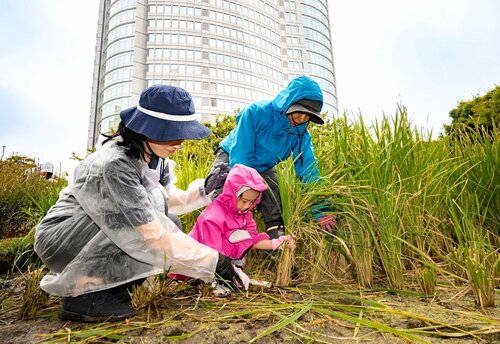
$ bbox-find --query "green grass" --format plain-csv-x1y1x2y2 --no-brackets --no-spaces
0,161,65,239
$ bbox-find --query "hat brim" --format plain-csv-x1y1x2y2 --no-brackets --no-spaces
120,106,211,141
304,112,324,125
286,104,324,125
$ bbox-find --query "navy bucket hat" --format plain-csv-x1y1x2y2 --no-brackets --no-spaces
120,85,211,141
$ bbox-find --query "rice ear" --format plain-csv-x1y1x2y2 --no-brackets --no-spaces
275,242,295,286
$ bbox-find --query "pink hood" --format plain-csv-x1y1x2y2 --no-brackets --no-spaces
189,164,269,259
218,164,268,213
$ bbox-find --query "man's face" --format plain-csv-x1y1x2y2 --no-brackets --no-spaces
287,112,310,126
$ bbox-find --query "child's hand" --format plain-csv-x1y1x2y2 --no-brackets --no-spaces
271,235,295,250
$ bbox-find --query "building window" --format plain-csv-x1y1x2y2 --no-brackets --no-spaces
109,0,135,16
105,52,133,72
108,23,134,43
285,12,297,21
109,9,135,28
106,37,134,57
104,66,132,87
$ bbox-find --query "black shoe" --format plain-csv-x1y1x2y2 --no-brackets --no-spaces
59,289,136,322
110,285,132,304
110,279,145,304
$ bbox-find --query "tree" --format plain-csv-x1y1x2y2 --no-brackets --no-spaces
445,85,500,135
1,155,36,169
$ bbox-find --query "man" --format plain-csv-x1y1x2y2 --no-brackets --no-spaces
204,76,335,239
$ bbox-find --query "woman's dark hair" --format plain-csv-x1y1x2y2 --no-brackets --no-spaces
102,121,148,161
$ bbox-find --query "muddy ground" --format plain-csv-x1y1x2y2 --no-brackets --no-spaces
1,274,499,344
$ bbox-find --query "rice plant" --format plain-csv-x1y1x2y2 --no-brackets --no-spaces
305,107,498,305
2,108,499,343
17,267,50,320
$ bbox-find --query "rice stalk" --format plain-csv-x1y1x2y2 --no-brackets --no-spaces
274,159,314,285
313,306,431,343
17,267,49,320
275,241,295,286
448,197,498,307
132,274,186,315
248,301,313,343
37,321,157,343
463,247,498,307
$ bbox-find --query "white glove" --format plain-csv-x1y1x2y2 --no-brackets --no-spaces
271,235,295,250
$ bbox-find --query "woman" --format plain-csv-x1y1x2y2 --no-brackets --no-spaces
34,85,242,322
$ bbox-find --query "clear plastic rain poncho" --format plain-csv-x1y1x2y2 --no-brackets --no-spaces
34,138,218,297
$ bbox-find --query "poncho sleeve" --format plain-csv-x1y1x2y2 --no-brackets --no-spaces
70,156,219,283
37,143,219,297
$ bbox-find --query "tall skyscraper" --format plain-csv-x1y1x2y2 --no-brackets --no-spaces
88,0,337,149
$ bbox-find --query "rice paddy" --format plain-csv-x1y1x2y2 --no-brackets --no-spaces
0,109,498,342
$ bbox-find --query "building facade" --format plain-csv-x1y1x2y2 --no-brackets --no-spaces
88,0,337,149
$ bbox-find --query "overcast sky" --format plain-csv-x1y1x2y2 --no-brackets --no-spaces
330,0,500,133
0,0,499,174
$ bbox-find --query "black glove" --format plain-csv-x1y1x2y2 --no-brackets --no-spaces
266,225,286,239
215,253,243,288
204,162,230,195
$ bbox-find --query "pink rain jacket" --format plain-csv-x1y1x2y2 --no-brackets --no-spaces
189,164,270,259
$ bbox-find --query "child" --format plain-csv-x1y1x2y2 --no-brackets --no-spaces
190,164,294,268
169,164,294,295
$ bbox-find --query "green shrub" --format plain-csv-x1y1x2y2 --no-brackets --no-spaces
0,156,65,239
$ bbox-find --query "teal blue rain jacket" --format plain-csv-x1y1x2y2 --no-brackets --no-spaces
219,76,323,183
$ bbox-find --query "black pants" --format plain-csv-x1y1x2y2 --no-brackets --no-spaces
167,213,182,230
206,149,284,228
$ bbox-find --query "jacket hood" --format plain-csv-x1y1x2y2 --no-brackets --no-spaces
218,164,267,213
218,75,323,181
271,76,323,114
